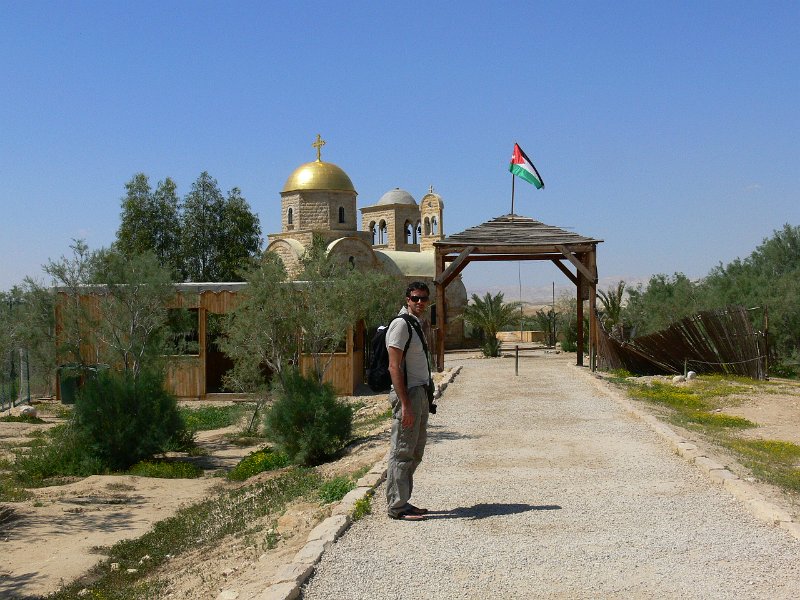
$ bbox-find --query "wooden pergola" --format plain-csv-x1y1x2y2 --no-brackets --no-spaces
433,214,603,371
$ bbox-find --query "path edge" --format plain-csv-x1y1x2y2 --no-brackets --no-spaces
574,365,800,542
252,365,463,600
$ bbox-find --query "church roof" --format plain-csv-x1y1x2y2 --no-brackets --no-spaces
282,160,356,194
374,250,435,278
377,188,417,206
436,214,602,250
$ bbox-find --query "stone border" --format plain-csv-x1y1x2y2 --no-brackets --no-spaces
581,368,800,541
250,366,464,600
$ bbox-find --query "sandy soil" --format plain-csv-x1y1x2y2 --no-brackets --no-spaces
1,361,798,599
0,389,395,600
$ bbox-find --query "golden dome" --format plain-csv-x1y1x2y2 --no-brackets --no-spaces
282,160,356,194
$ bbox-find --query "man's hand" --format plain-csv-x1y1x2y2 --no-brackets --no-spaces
401,405,415,429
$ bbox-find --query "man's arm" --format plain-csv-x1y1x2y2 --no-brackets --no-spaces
388,345,414,429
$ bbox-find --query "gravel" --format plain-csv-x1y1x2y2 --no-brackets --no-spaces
302,352,800,599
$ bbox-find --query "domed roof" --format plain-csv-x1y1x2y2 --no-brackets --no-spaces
282,160,356,194
377,188,417,206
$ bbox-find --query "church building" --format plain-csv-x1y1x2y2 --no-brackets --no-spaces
265,136,466,347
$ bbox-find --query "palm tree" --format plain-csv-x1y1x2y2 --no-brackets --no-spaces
597,281,626,337
463,292,522,357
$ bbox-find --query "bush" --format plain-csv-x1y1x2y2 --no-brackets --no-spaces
74,369,186,471
180,404,248,433
227,447,289,481
481,338,501,358
128,460,203,479
13,423,104,484
318,475,355,504
265,369,353,466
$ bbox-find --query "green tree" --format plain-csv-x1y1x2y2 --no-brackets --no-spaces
462,292,522,357
5,281,57,397
89,249,176,377
43,239,96,368
181,171,226,282
623,273,701,337
702,223,800,368
597,280,626,337
218,187,262,281
116,174,182,279
151,177,182,278
219,253,300,397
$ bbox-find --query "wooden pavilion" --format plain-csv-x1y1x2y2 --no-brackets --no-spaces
432,214,603,370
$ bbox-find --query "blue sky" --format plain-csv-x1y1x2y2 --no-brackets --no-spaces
2,1,798,302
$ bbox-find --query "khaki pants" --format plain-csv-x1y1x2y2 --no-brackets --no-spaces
386,385,429,517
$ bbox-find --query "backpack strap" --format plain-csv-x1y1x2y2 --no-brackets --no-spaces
397,314,431,384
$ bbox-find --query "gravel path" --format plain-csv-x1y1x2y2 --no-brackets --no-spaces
302,352,800,599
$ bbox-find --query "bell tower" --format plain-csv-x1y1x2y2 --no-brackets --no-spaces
420,186,444,251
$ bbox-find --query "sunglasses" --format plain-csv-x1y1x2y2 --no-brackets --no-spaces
408,296,430,303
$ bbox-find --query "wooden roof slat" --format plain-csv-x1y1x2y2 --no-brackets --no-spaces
434,214,602,250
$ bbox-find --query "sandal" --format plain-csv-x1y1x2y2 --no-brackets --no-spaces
390,509,425,521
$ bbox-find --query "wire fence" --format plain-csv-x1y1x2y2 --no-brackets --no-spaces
1,349,31,412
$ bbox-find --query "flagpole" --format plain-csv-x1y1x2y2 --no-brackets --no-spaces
511,173,516,216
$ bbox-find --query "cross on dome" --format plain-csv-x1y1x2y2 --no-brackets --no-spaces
312,134,326,162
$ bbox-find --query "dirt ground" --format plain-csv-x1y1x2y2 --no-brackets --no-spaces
0,385,397,600
1,361,799,599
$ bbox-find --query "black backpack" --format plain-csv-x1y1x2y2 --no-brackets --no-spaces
367,316,412,393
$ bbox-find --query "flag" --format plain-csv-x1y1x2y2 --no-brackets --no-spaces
509,143,544,189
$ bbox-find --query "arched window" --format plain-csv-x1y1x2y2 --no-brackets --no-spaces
369,221,377,245
287,207,293,225
424,217,431,235
415,221,421,243
405,220,413,244
432,216,439,235
338,206,345,223
379,220,387,245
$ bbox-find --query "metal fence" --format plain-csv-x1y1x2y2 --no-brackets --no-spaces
597,305,766,379
1,349,30,411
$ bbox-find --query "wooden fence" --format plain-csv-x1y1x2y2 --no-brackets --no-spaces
597,305,766,379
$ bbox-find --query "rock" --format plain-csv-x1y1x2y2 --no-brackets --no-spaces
686,370,697,380
19,405,37,417
110,563,119,571
217,591,240,600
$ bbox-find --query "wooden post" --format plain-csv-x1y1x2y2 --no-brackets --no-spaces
435,250,447,371
576,274,584,367
587,250,598,371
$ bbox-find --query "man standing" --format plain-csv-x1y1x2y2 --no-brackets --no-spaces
386,281,432,521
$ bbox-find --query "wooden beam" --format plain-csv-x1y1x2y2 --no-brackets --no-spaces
444,253,566,262
436,243,597,255
551,259,578,285
434,245,475,287
556,245,597,283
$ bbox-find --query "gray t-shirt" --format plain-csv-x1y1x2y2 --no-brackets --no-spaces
385,311,430,389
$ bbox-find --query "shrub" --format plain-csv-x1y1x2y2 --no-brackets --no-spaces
481,338,501,358
13,423,104,484
265,369,353,466
128,460,203,479
318,475,355,504
227,447,289,481
180,404,248,433
352,494,372,521
0,414,45,424
74,369,186,471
